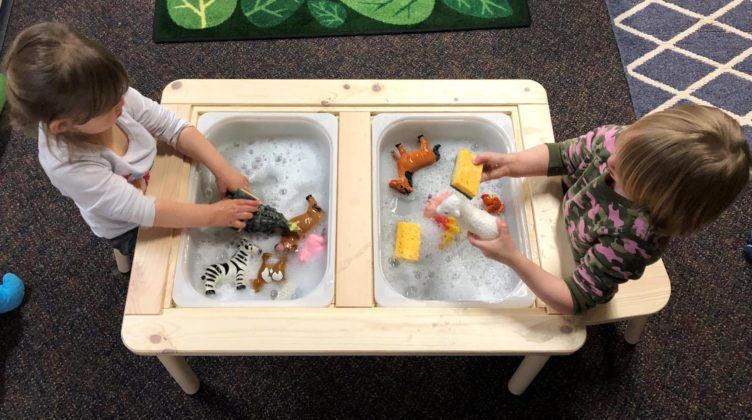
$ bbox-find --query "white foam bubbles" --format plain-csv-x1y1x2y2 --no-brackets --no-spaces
185,134,331,302
378,140,521,302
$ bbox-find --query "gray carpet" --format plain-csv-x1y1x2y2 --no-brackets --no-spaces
0,0,750,418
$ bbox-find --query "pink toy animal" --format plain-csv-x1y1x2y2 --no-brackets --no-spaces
298,234,326,263
423,191,453,219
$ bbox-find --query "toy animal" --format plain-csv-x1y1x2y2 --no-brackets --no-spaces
244,205,290,234
0,273,24,314
253,253,288,292
299,233,326,263
481,193,505,214
229,189,289,234
388,135,441,195
436,193,499,240
423,191,453,219
434,215,461,249
745,229,752,264
201,239,262,295
276,195,325,253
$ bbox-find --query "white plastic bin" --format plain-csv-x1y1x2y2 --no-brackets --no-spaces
172,112,337,307
372,113,536,308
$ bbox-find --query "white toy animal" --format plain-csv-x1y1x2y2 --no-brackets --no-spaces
201,238,263,295
436,193,500,240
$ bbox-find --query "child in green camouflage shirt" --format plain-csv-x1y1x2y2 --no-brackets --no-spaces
468,105,750,314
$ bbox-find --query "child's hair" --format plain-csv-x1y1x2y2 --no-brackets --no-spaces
619,105,750,236
2,22,128,143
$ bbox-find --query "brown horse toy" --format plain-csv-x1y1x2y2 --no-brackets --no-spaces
275,195,325,253
388,135,441,195
252,253,288,292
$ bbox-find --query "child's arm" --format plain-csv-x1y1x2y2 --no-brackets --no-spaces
468,218,574,314
124,87,190,147
469,218,652,314
473,144,550,180
48,162,258,231
511,257,574,314
123,88,248,194
154,198,258,230
174,126,249,195
473,126,621,182
546,126,620,178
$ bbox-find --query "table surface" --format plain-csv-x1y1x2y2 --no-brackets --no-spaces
120,79,670,356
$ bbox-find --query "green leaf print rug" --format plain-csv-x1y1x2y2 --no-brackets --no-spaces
154,0,530,42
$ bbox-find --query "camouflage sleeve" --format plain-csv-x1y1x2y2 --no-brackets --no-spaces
546,126,610,177
564,235,653,314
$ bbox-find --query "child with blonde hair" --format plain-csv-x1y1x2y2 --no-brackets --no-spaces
469,105,750,314
3,23,258,269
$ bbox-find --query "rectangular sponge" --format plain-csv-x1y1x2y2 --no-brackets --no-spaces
451,148,483,198
394,222,421,261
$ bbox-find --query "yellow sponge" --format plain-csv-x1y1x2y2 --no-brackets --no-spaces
394,222,421,261
451,148,483,198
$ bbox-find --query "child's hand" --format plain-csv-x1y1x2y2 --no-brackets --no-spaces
209,199,259,229
467,218,523,266
215,166,250,196
474,153,515,182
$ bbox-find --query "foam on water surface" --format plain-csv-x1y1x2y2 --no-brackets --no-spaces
185,135,331,302
377,135,527,303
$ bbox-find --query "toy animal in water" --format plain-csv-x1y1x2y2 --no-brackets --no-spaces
0,273,24,314
275,195,325,253
423,191,453,219
229,189,289,234
244,205,290,234
202,239,262,295
253,253,288,292
299,233,326,263
388,135,441,195
434,215,461,249
436,192,499,240
481,193,505,214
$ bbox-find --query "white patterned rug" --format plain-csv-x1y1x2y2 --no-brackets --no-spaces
606,0,751,141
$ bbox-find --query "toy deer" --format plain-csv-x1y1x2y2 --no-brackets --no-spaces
275,195,325,253
436,192,499,240
253,253,288,293
388,135,441,195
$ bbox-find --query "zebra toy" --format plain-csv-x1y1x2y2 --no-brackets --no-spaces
202,239,262,295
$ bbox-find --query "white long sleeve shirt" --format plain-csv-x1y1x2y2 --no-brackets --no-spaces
38,87,190,239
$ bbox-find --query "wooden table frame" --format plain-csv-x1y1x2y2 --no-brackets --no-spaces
120,80,669,395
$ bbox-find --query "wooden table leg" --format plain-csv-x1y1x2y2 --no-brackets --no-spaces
508,354,550,395
157,355,200,395
113,249,132,274
624,315,650,345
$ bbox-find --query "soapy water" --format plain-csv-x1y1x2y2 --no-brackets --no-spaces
378,139,525,302
184,136,331,302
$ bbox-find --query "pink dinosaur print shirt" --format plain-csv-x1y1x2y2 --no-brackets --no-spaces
546,125,668,313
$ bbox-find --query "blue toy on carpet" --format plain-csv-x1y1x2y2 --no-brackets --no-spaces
0,273,24,313
745,229,752,264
